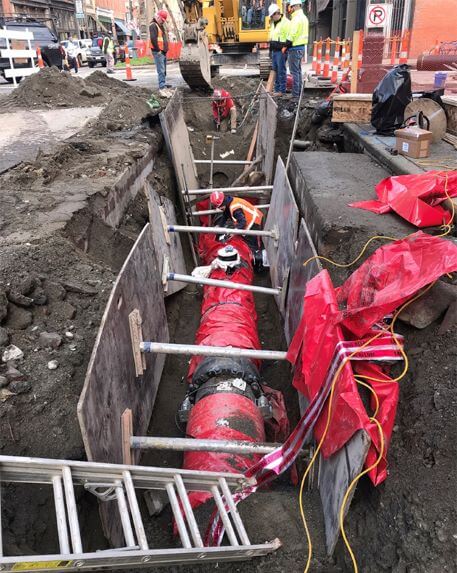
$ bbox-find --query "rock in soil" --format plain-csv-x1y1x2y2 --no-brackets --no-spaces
47,360,59,370
9,380,32,394
5,366,25,382
0,376,9,388
5,304,33,330
2,345,24,362
38,332,62,349
0,326,9,347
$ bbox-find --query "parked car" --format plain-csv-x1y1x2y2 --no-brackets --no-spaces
86,38,123,68
0,17,58,83
60,39,91,66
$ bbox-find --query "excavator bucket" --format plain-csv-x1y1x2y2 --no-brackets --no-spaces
179,23,212,90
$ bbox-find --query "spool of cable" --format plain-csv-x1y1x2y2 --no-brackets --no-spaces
404,99,447,143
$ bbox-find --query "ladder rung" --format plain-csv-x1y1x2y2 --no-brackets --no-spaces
122,471,149,550
52,476,70,554
114,482,136,548
62,466,83,554
211,485,239,547
165,483,192,549
173,474,204,548
219,478,250,546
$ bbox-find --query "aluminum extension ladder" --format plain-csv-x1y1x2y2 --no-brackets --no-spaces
0,455,280,572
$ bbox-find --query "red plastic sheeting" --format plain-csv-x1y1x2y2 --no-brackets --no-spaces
184,388,266,508
350,171,457,227
336,231,457,337
287,233,457,484
187,233,259,380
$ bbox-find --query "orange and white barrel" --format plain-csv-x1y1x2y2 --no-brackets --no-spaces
331,37,340,83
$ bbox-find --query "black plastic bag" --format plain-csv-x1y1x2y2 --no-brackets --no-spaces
371,64,412,135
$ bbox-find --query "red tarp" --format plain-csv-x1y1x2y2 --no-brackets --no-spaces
288,232,457,485
336,231,457,337
350,171,457,227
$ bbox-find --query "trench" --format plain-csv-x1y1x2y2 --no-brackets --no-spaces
1,71,454,573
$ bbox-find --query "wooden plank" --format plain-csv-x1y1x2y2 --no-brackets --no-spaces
77,223,168,545
159,91,199,195
257,86,278,184
332,93,373,101
264,157,300,316
319,430,371,555
350,31,361,94
284,219,322,344
442,97,457,136
331,99,372,123
121,408,133,466
146,183,187,296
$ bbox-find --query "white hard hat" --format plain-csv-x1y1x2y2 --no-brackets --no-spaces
268,3,280,17
289,0,302,6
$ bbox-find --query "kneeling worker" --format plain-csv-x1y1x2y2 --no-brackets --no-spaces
212,89,237,134
210,191,263,253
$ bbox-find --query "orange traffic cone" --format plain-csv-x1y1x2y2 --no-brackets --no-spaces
36,47,45,69
124,45,136,82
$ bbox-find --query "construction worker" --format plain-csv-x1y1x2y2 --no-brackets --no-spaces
212,89,237,134
102,33,115,74
268,3,289,96
283,0,309,99
210,190,263,254
150,10,172,98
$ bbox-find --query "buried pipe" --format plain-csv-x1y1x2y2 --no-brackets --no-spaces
191,204,270,217
140,342,287,361
183,186,273,195
131,436,310,457
293,139,312,150
168,224,278,239
167,272,280,295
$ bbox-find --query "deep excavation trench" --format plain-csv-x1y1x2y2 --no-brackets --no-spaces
0,71,455,573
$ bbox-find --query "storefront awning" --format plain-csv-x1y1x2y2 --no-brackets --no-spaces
97,15,112,25
115,19,130,36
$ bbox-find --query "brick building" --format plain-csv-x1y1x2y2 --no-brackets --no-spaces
311,0,457,59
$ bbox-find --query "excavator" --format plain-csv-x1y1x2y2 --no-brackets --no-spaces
179,0,284,89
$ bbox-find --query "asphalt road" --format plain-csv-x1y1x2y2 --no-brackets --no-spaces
0,62,260,96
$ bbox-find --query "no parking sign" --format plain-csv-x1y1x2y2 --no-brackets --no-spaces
366,3,392,29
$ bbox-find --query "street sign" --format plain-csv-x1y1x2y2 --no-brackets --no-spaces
75,0,84,19
366,3,392,29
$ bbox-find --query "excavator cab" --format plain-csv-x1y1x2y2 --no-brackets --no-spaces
179,0,284,89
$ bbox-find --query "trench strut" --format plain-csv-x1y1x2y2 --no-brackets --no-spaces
168,224,278,239
167,273,280,295
191,204,270,216
130,436,310,457
140,342,287,360
184,186,273,195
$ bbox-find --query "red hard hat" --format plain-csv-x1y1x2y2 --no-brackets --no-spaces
210,191,225,208
157,9,169,21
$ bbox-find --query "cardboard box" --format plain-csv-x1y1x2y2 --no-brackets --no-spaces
394,126,433,158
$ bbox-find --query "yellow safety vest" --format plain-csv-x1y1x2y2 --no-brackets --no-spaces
269,16,290,43
288,9,309,47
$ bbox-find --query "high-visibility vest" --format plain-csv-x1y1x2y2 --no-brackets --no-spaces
229,198,263,230
269,16,290,43
288,9,309,47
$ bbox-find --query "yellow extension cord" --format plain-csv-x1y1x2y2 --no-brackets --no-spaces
299,172,453,573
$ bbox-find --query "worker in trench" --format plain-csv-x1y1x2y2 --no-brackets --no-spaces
268,3,290,96
212,89,237,134
149,10,173,98
210,190,264,267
